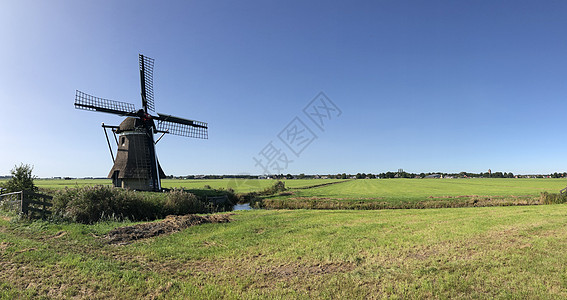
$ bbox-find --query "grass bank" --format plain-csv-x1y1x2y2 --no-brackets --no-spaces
2,205,567,298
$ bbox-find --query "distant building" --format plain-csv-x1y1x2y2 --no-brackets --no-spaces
425,174,441,179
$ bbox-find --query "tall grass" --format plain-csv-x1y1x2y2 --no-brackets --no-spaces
52,186,161,223
52,185,232,224
539,191,567,204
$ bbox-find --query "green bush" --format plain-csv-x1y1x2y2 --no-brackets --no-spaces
51,186,228,224
52,185,161,224
229,181,286,207
1,164,38,193
259,181,286,195
539,192,567,205
163,189,208,215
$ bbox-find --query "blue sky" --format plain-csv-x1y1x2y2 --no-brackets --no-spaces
1,0,567,177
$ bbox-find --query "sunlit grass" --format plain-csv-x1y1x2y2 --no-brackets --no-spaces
21,178,340,193
291,178,567,200
2,205,567,298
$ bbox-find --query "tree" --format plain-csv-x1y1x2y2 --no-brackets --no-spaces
1,164,38,193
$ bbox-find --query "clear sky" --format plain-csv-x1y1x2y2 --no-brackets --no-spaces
1,0,567,177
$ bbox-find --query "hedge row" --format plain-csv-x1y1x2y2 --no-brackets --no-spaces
51,185,231,224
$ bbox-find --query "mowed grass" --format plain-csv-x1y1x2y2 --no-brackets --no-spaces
2,205,567,298
22,178,339,193
161,178,340,193
28,177,567,196
9,178,567,209
32,178,112,189
290,178,567,199
262,178,567,209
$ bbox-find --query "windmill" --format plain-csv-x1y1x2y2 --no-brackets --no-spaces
74,54,208,191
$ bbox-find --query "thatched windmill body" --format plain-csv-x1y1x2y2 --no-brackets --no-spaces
74,54,208,191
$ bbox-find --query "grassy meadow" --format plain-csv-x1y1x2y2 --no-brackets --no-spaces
25,177,567,196
2,178,567,297
30,178,112,189
291,178,567,198
7,177,567,209
27,178,339,193
261,178,567,209
2,205,567,298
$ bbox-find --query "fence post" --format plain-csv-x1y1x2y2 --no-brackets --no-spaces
20,191,26,215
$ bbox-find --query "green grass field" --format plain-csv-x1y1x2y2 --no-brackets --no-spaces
2,205,567,298
161,178,342,192
30,179,112,189
7,178,567,209
2,178,567,297
285,178,567,199
26,178,338,193
24,177,567,196
260,178,567,209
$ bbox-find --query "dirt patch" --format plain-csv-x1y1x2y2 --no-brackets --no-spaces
104,214,233,245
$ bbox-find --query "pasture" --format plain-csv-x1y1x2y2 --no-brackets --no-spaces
262,178,567,209
2,178,567,298
289,178,567,199
2,205,567,298
27,178,339,193
27,177,567,196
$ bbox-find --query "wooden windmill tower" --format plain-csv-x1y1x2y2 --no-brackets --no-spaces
74,54,208,191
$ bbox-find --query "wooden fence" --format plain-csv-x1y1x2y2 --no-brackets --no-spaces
0,190,53,218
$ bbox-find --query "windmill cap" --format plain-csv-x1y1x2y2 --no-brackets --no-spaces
116,117,145,133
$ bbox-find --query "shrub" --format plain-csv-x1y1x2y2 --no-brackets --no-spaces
260,181,286,195
163,189,208,215
51,186,224,223
539,192,567,205
52,185,162,224
225,187,239,205
1,164,38,193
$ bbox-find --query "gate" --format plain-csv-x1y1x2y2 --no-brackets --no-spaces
0,191,53,218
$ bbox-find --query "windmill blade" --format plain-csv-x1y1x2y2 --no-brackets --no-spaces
74,90,137,116
155,113,208,139
139,54,155,113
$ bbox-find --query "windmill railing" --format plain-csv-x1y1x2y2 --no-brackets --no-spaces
0,191,53,218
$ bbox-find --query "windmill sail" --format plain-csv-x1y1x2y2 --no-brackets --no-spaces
75,90,136,116
139,54,155,113
155,113,208,139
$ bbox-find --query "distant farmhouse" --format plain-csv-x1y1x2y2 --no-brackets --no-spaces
424,174,441,179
